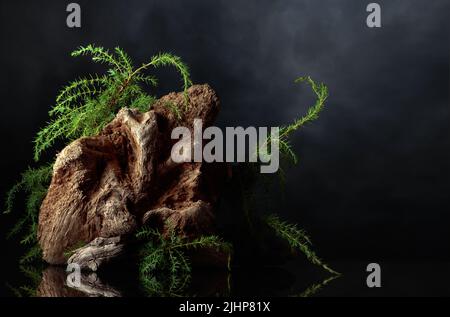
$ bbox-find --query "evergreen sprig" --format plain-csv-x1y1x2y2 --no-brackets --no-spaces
4,164,52,263
136,226,230,296
259,78,336,275
34,44,192,161
265,214,339,275
258,76,328,167
279,76,328,139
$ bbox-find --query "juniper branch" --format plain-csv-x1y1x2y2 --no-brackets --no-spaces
266,214,339,275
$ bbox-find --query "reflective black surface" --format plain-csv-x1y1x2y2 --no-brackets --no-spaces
3,259,449,297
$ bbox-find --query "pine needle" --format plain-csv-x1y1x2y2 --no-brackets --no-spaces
265,214,339,275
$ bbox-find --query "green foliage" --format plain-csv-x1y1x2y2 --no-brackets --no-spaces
20,244,43,264
242,76,338,275
34,44,192,161
149,52,192,107
279,76,328,140
136,226,231,296
163,101,182,120
6,265,44,297
5,45,192,266
4,42,336,294
4,164,52,263
265,214,339,275
5,164,52,216
258,76,328,168
252,75,329,206
140,270,191,297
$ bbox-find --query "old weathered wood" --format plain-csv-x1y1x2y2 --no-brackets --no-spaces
67,236,125,271
38,84,228,268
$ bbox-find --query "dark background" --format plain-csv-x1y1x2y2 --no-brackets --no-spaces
0,0,449,296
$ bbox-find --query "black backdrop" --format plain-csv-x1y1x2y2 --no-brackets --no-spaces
0,0,449,295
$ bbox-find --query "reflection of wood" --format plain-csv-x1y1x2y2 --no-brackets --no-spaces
38,85,228,269
67,236,124,271
37,267,85,297
37,266,121,297
71,273,122,297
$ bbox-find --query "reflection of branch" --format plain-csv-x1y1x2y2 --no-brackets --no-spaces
69,273,122,297
292,274,341,298
6,265,44,297
36,266,121,297
141,270,231,297
141,274,190,297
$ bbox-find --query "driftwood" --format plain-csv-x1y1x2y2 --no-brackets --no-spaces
67,236,125,271
37,84,229,268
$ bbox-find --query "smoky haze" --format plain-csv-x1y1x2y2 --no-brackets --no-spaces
0,0,448,261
